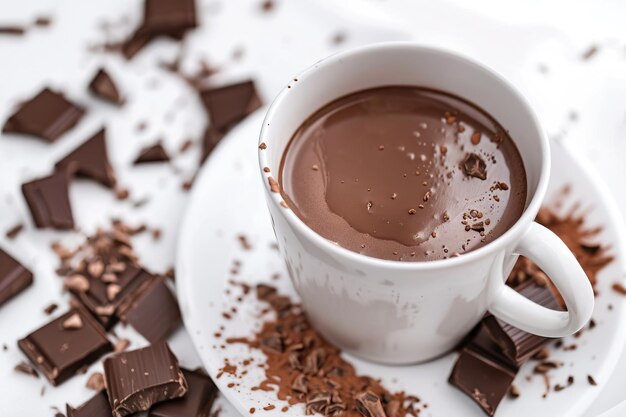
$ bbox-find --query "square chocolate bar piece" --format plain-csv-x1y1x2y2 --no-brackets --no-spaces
18,308,112,386
66,391,113,417
0,248,33,307
149,368,218,417
139,0,197,36
103,341,188,417
3,88,85,142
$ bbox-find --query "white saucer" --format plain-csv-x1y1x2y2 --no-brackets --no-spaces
176,111,626,417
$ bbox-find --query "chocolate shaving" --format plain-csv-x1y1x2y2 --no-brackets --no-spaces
15,361,39,378
355,391,386,417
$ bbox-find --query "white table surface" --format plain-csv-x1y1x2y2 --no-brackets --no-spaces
0,0,624,415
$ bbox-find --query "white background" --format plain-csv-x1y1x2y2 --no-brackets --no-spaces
0,0,625,415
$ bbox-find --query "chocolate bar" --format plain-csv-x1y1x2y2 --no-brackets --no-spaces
103,341,188,417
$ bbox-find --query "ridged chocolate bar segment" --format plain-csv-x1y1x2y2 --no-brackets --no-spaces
0,248,33,307
18,308,112,386
66,391,113,417
103,341,188,417
482,280,561,365
148,368,218,417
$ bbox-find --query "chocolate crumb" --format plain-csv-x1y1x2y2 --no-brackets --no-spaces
86,372,105,391
268,177,280,193
5,223,24,239
612,282,626,295
259,142,267,150
582,45,599,61
43,303,58,315
587,375,597,386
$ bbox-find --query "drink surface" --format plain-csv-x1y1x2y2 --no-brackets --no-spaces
279,86,527,262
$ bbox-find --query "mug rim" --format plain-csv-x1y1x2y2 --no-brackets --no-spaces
258,41,551,271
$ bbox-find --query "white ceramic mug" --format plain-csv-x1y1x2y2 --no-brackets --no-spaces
258,42,594,364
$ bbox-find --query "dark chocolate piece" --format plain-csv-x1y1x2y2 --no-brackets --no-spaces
462,152,487,180
55,128,117,188
133,143,170,164
22,171,74,230
0,248,33,307
118,276,181,343
89,69,124,105
103,341,188,417
200,125,225,163
138,0,197,37
18,308,112,386
67,391,113,417
449,347,516,416
149,368,218,417
483,281,560,365
3,88,85,142
200,80,262,133
70,265,154,329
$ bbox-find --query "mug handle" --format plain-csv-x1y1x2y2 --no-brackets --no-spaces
488,221,595,338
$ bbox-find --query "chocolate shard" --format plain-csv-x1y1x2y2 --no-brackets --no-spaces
103,341,188,417
55,128,117,188
2,88,85,142
133,143,170,165
118,275,181,343
199,80,262,133
70,265,154,330
67,391,113,417
462,152,487,180
89,69,124,105
148,368,218,417
138,0,197,37
22,171,74,230
200,125,225,163
18,308,112,386
482,280,561,365
449,347,516,417
0,248,34,307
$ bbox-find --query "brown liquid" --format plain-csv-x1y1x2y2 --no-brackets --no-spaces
279,87,527,261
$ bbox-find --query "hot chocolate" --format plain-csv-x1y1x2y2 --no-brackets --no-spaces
279,86,527,261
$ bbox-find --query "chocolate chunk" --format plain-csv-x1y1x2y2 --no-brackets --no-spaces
133,143,170,164
55,128,117,188
462,152,487,180
89,69,124,105
200,125,225,163
200,80,262,133
67,391,113,417
148,368,218,417
482,280,560,365
449,347,516,416
21,171,74,230
103,341,188,417
0,248,33,307
70,265,154,329
18,308,112,386
138,0,197,37
118,275,181,343
3,88,85,142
